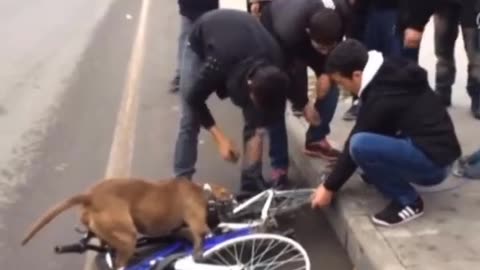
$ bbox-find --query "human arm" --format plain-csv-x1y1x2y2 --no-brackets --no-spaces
312,94,399,208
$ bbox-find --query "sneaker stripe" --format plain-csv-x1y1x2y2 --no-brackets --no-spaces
405,206,416,216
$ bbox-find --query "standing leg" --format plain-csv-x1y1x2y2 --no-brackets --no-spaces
170,16,193,93
173,44,203,179
304,83,340,160
240,102,268,193
461,27,480,119
349,132,449,226
433,7,460,106
267,112,289,188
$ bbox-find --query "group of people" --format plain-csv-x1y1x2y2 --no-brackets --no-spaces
170,0,477,227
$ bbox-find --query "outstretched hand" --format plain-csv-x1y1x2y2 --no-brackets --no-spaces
311,184,334,209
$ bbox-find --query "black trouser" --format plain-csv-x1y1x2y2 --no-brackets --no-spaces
434,6,480,99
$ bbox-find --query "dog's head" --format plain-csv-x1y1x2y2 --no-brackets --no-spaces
202,183,235,202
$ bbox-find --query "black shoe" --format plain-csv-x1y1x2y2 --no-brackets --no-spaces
342,102,359,121
471,95,480,119
268,168,289,190
371,198,424,227
291,105,303,117
435,89,452,107
240,172,269,194
169,76,180,93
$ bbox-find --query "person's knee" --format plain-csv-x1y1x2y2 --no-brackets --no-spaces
349,132,376,163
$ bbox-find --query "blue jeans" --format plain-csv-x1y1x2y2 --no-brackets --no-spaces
175,16,193,78
267,76,340,170
363,7,419,62
305,84,340,144
174,43,203,178
350,132,449,206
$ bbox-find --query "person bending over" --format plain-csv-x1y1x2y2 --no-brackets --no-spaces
173,9,290,193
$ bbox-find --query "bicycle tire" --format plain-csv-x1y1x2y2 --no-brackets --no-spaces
232,189,313,219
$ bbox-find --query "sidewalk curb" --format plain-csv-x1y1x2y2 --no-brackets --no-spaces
285,111,407,270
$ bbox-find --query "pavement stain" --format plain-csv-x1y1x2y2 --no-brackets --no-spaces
0,105,7,116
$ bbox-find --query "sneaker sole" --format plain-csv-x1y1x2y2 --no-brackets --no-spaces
303,149,339,161
371,211,424,227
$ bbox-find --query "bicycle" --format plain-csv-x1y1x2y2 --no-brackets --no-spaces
54,188,315,270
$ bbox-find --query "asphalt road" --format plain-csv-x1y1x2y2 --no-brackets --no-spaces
0,0,352,269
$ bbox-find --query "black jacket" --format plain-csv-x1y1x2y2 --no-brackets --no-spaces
324,55,462,192
260,0,352,109
400,0,474,31
178,0,218,21
186,9,285,129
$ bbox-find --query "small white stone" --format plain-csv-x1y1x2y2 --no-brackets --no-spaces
126,14,133,20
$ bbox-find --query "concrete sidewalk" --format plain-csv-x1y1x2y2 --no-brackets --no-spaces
286,94,480,270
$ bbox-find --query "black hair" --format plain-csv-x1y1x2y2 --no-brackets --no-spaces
325,38,369,78
249,65,289,120
308,9,343,45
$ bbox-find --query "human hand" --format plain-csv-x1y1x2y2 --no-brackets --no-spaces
303,102,321,126
404,28,423,48
311,184,334,208
218,138,240,163
250,2,261,18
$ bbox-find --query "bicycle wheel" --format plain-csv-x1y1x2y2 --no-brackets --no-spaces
232,189,314,220
269,189,314,216
201,233,310,270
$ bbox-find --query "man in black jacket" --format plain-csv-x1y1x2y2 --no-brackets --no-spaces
257,0,352,170
173,9,290,193
169,0,219,93
311,39,462,226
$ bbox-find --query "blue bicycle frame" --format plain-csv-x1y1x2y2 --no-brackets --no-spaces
126,228,254,270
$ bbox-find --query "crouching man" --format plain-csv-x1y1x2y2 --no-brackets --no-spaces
173,9,290,193
311,39,462,227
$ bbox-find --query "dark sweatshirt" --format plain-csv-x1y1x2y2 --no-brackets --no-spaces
324,53,462,191
178,0,219,21
186,9,285,130
259,0,352,109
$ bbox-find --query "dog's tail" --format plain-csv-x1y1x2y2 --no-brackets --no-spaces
21,194,89,245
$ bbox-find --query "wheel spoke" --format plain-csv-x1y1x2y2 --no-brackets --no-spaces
249,237,284,265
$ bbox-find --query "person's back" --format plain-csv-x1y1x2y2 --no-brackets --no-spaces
262,0,350,51
190,9,283,66
189,9,285,106
178,0,219,21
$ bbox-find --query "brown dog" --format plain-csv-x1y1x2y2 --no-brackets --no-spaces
21,177,234,269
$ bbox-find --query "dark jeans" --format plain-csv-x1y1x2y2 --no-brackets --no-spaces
350,132,449,206
267,61,339,165
434,7,480,98
174,16,193,78
348,7,419,106
363,7,419,62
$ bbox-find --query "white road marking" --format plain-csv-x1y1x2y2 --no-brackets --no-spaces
83,0,151,268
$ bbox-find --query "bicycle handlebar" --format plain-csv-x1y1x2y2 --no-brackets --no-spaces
54,243,86,254
54,242,108,254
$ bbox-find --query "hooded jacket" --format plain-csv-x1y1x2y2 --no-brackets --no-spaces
324,52,462,191
185,9,285,130
178,0,219,21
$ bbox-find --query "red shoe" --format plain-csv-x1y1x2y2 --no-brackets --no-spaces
303,139,341,161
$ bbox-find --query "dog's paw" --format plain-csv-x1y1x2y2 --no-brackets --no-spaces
193,251,205,263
